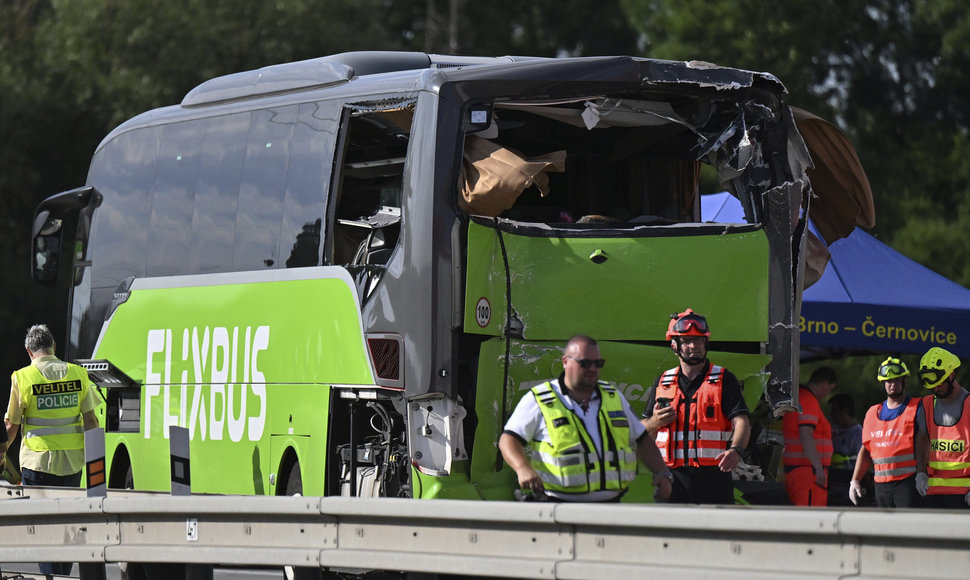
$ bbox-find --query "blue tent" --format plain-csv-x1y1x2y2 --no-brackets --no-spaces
702,192,970,358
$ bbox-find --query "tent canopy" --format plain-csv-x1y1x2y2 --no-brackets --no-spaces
702,192,970,359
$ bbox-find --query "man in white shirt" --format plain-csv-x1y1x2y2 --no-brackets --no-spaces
499,334,672,502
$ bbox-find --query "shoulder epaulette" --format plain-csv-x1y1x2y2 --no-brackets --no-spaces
660,368,679,386
707,365,724,385
532,382,558,406
598,381,617,398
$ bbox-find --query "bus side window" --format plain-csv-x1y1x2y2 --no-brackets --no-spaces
282,101,338,269
331,108,411,267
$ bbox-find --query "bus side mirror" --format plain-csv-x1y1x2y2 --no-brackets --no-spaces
31,186,99,287
32,210,63,285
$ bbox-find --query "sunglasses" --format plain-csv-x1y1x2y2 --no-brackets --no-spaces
672,315,709,334
879,363,904,377
566,356,606,369
918,368,946,388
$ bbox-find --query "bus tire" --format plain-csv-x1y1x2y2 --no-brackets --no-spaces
279,454,302,496
109,446,134,489
285,460,302,495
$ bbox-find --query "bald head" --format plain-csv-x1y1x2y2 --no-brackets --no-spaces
562,335,602,393
565,334,597,357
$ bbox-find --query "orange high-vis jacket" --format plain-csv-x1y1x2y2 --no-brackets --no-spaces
862,398,919,483
923,394,970,495
655,364,733,468
783,388,833,469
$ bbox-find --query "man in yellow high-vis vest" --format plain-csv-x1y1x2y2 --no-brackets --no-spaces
499,334,672,502
4,324,100,577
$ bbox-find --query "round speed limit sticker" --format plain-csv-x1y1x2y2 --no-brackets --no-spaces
475,297,491,328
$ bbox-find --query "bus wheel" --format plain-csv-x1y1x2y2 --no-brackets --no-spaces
285,460,303,495
278,455,302,496
281,459,314,580
109,447,134,489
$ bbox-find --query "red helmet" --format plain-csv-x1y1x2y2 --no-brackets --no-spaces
666,308,710,340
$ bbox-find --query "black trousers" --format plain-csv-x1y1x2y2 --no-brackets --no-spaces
874,475,923,508
658,466,735,505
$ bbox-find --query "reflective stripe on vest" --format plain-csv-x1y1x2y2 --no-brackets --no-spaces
529,381,637,493
923,394,970,494
14,363,88,452
862,399,919,483
655,364,733,468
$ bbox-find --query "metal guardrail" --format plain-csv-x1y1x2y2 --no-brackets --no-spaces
2,490,970,579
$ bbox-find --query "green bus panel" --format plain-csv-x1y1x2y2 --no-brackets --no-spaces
94,272,374,494
464,221,770,342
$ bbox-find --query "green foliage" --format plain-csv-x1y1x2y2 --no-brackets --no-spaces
458,0,639,56
622,0,970,280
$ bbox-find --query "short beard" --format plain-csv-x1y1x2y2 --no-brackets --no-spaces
677,347,705,366
935,378,955,399
887,390,904,400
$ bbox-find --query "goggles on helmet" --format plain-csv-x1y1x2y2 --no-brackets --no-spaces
918,368,947,389
876,357,909,381
666,308,710,340
672,315,709,335
919,347,961,389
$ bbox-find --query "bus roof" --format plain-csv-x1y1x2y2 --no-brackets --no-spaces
179,51,787,108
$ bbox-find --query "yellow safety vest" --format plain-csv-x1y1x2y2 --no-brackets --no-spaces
529,381,638,494
13,363,90,452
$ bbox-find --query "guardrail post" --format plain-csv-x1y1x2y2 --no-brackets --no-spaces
168,426,211,579
85,427,107,498
80,428,107,580
169,426,191,496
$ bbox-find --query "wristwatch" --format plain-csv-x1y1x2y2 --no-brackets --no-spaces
655,470,674,482
728,445,746,458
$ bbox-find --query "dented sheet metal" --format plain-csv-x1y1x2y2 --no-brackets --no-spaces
434,55,868,417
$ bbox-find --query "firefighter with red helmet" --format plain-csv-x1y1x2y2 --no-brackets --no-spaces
640,309,751,504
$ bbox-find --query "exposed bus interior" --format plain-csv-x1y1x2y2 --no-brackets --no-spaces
460,97,763,228
330,106,411,303
327,388,410,498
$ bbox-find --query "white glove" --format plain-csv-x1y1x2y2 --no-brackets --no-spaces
916,472,929,496
848,480,863,505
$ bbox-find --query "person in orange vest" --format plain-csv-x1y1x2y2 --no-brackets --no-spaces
849,357,922,508
640,309,750,504
914,347,970,508
783,367,837,506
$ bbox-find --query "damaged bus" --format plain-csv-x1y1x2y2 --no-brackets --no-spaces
31,52,850,499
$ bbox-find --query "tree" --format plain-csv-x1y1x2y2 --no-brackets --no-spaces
622,0,970,270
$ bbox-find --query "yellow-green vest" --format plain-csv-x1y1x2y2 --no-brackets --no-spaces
13,364,89,451
529,381,638,494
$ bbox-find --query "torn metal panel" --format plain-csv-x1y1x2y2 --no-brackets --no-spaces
792,108,875,245
762,181,807,416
